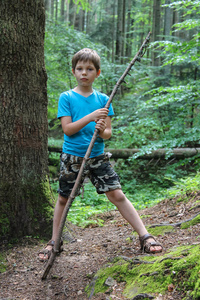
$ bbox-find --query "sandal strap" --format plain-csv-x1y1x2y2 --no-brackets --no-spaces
139,233,154,244
139,233,162,253
47,240,55,246
47,238,63,252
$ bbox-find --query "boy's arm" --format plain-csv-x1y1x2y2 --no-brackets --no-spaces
96,116,112,140
61,108,109,136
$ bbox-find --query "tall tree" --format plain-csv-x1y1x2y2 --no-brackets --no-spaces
163,0,172,78
152,0,161,66
116,0,123,61
125,0,135,59
60,0,65,21
45,0,51,16
0,0,53,240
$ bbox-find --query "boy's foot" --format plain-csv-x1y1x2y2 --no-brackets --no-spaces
139,233,163,254
38,240,55,262
38,239,63,262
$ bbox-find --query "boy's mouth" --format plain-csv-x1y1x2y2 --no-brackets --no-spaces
81,78,88,81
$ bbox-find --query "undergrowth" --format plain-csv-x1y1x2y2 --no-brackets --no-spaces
48,140,200,227
50,171,200,227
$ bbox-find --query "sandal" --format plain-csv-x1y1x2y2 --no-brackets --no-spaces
139,233,163,254
38,238,63,261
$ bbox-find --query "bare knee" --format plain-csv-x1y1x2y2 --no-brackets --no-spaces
58,194,68,206
106,189,126,204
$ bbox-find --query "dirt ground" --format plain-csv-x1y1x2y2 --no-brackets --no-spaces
0,192,200,300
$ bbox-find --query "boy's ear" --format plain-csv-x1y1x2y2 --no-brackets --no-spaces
96,69,101,77
72,68,75,75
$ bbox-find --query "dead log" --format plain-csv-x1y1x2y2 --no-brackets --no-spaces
148,213,200,228
48,146,200,159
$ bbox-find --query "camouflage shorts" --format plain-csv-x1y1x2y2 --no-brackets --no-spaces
58,152,121,198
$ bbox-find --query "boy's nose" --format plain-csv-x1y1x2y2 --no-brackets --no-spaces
82,69,87,74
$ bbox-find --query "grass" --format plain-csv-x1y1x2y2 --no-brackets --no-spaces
0,253,7,273
51,181,115,227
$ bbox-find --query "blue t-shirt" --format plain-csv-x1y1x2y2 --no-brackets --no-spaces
57,89,114,158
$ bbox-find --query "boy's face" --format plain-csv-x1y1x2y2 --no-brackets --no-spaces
72,60,100,88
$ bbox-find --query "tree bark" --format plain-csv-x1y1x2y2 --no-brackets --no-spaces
0,0,52,240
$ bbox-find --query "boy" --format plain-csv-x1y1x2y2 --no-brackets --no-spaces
39,48,162,261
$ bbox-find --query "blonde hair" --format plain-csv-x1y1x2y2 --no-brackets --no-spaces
72,48,100,71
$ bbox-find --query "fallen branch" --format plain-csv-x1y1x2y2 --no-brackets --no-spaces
148,213,200,228
41,32,151,280
48,146,200,160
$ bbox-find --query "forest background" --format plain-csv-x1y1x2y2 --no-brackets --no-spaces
45,0,200,227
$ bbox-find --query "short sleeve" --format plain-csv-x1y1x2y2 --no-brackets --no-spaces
102,93,114,117
57,92,71,119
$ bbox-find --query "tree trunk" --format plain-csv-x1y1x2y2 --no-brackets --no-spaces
60,0,65,21
78,8,85,31
116,0,123,61
121,0,126,63
51,0,54,20
45,0,51,18
48,147,200,160
125,0,135,59
152,0,161,66
163,0,172,79
112,3,116,62
86,0,92,34
0,0,53,241
55,0,58,21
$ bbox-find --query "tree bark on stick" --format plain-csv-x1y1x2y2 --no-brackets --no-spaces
41,32,151,280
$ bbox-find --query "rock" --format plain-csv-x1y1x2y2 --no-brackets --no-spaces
77,290,82,295
105,276,117,287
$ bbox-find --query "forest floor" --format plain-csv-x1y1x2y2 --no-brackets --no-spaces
0,192,200,300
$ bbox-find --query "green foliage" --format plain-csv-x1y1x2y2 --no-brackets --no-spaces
45,22,125,120
50,182,115,227
46,0,200,225
163,172,200,200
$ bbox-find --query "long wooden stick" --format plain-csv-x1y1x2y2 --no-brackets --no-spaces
41,32,151,280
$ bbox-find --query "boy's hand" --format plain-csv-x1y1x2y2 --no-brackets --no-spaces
95,119,107,133
90,108,109,122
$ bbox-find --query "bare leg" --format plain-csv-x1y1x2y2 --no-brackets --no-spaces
38,194,67,260
52,195,68,240
106,189,162,252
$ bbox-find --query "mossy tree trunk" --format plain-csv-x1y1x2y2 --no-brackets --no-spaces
0,0,53,241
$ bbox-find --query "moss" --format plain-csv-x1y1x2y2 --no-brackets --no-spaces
86,259,130,295
0,253,7,273
140,215,152,219
147,225,174,236
86,245,200,299
0,176,54,240
49,165,59,177
132,225,174,238
181,214,200,229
